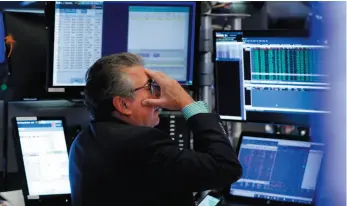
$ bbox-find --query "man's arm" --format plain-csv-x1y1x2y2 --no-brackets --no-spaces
144,112,242,192
141,69,242,192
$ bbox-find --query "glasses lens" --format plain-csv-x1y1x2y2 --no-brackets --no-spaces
153,85,160,97
150,83,154,95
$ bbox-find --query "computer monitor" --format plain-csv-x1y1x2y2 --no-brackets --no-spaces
46,1,199,96
12,117,70,200
0,11,6,64
229,133,324,205
213,30,329,125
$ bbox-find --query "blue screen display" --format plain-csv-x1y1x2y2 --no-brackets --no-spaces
230,136,324,204
0,12,5,64
214,31,329,125
17,119,63,129
52,1,196,86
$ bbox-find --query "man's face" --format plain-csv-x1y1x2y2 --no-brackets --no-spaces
123,66,160,127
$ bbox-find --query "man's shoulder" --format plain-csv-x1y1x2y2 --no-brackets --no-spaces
72,122,169,158
90,121,168,143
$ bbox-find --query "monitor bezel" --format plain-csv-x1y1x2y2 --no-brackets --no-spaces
212,29,328,126
11,116,71,203
223,131,320,206
45,1,201,99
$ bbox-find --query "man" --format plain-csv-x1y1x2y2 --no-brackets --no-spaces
69,53,242,206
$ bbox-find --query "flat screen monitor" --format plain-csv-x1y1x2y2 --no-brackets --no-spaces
230,134,324,205
46,1,199,95
12,117,70,199
0,11,5,64
214,30,329,125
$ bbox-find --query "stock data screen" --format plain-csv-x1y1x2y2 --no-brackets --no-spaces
16,119,70,198
214,31,329,124
230,136,324,204
52,1,196,86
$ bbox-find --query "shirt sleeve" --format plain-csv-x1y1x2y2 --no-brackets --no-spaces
181,101,209,120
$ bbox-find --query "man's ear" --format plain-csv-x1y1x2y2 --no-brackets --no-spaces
112,96,132,116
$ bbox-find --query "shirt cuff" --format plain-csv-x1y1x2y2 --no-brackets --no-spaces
182,101,209,120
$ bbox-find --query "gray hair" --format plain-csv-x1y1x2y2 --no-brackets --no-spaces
84,52,144,118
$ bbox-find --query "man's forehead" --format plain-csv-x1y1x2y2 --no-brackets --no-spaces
123,65,147,79
123,65,143,73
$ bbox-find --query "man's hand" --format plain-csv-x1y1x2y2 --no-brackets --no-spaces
142,69,194,110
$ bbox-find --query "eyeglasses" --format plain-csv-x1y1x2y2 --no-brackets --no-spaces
132,79,160,96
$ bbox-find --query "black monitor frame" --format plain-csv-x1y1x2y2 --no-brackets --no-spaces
45,1,201,99
11,116,71,204
213,29,329,126
223,131,320,206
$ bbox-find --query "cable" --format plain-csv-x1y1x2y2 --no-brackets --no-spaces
5,34,15,58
